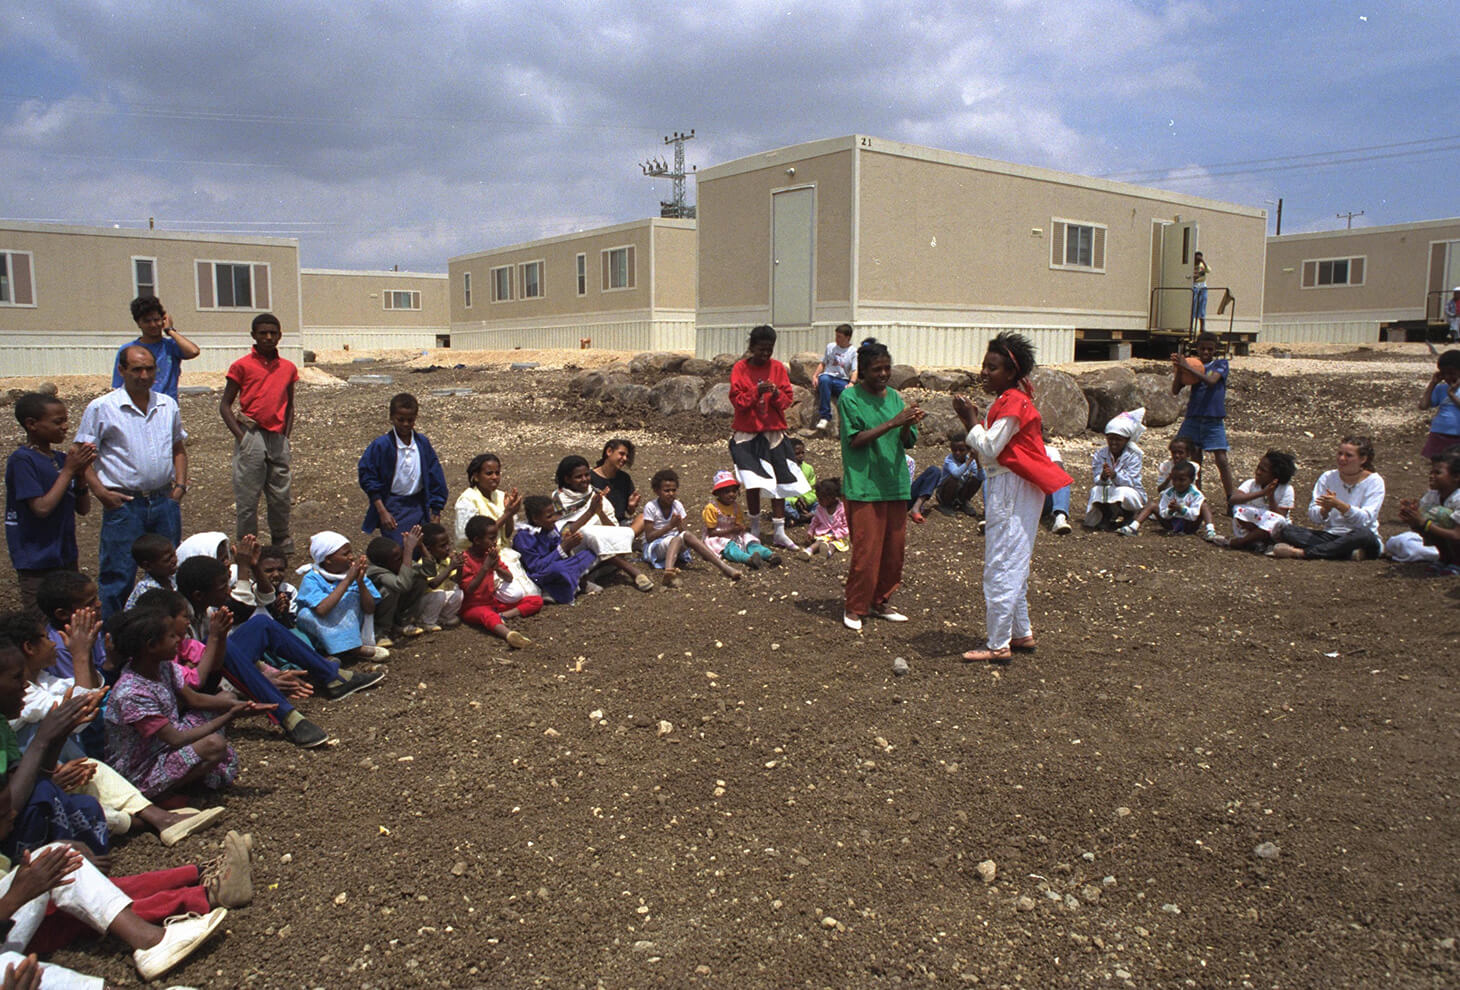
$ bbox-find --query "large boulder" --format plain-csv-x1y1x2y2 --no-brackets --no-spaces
680,357,716,377
888,364,921,390
919,369,973,393
1028,367,1091,438
649,375,706,415
698,382,734,417
1133,373,1184,429
1076,366,1140,432
912,394,961,446
630,352,688,376
786,384,818,429
788,351,821,387
711,353,740,374
570,370,628,399
601,382,651,407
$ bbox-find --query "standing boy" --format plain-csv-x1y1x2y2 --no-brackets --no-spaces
220,314,297,553
357,393,448,546
77,346,187,617
112,297,200,402
1171,332,1236,510
5,395,95,613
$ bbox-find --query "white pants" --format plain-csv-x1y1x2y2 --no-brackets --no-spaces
1384,531,1440,563
77,760,152,818
1084,484,1144,523
0,842,132,989
418,588,463,626
983,472,1043,650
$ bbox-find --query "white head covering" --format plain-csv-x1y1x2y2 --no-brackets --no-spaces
309,531,351,568
176,532,229,565
1104,407,1147,444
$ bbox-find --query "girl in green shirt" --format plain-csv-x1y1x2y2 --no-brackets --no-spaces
837,339,924,631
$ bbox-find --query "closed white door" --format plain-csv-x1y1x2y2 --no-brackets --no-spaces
1156,221,1199,330
772,187,814,327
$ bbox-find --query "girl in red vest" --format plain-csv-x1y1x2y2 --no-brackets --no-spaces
952,333,1073,663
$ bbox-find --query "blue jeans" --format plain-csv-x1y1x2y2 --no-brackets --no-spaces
1191,285,1208,324
222,613,341,720
817,376,849,420
1043,485,1071,517
98,494,181,618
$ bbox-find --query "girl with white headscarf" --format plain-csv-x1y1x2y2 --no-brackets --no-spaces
1083,408,1147,529
295,531,385,661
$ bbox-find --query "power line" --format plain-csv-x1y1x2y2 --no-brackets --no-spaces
1099,134,1460,184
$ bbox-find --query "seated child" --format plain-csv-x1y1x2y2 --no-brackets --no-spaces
177,556,384,749
553,455,653,592
641,469,742,586
913,432,986,522
460,516,542,647
124,533,178,610
0,610,224,846
415,523,464,630
104,608,274,799
784,439,817,525
1392,446,1460,569
366,530,427,646
0,639,109,860
0,814,230,984
1041,439,1073,535
256,544,298,627
1216,450,1297,551
454,452,541,597
1084,408,1147,529
1118,461,1216,539
36,571,108,684
703,471,781,569
296,531,385,663
513,496,601,605
805,477,849,560
1420,349,1460,459
1156,436,1202,492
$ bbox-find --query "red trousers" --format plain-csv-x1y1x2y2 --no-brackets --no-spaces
30,864,210,954
844,499,906,616
462,594,543,630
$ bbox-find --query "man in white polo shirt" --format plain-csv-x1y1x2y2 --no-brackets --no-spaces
77,345,189,616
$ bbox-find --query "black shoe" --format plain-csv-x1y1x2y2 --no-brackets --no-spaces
766,553,783,567
745,556,761,570
321,669,387,700
282,717,328,748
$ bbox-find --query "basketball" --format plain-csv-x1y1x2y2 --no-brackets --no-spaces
1177,355,1206,386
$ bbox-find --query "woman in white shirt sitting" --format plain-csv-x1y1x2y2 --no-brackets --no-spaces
1271,436,1385,560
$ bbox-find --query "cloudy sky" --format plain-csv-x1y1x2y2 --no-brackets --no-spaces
1,1,1451,272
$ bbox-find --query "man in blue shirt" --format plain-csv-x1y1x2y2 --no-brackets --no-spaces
111,297,200,402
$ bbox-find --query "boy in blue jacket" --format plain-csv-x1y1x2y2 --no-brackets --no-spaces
357,393,448,546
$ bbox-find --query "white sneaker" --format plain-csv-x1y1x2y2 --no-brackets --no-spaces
871,607,909,622
1051,512,1072,536
843,612,863,631
1117,523,1138,536
814,418,829,430
134,908,228,981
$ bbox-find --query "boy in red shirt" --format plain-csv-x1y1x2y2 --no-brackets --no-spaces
220,314,298,553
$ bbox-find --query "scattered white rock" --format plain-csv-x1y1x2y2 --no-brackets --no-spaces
1161,903,1181,914
1016,895,1036,912
976,860,997,884
657,720,674,736
821,915,839,929
1254,841,1280,860
892,657,909,676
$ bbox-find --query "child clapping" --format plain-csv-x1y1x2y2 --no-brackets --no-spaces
460,516,542,647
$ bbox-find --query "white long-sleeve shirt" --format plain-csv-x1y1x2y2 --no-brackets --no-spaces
1306,469,1385,535
966,417,1019,478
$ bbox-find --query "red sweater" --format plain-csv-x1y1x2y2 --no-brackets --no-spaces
729,359,793,433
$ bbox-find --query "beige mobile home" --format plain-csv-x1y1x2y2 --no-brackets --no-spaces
0,222,302,377
695,136,1268,365
301,269,449,351
1262,218,1460,344
448,218,696,352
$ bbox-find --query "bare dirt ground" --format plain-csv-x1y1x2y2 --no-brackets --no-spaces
2,343,1457,988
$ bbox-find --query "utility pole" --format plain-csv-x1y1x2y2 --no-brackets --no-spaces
1274,198,1282,236
640,130,697,219
1337,209,1364,229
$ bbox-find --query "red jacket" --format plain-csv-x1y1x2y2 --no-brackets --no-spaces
729,358,793,433
987,389,1073,495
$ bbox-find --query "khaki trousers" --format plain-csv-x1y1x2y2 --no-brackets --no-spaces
232,426,293,552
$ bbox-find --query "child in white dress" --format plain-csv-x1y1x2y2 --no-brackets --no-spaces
640,469,742,585
1216,450,1297,551
1083,408,1147,529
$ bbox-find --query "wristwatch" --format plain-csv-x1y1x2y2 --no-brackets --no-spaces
173,482,189,494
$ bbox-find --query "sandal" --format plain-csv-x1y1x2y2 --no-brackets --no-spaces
1010,636,1037,653
961,646,1013,663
